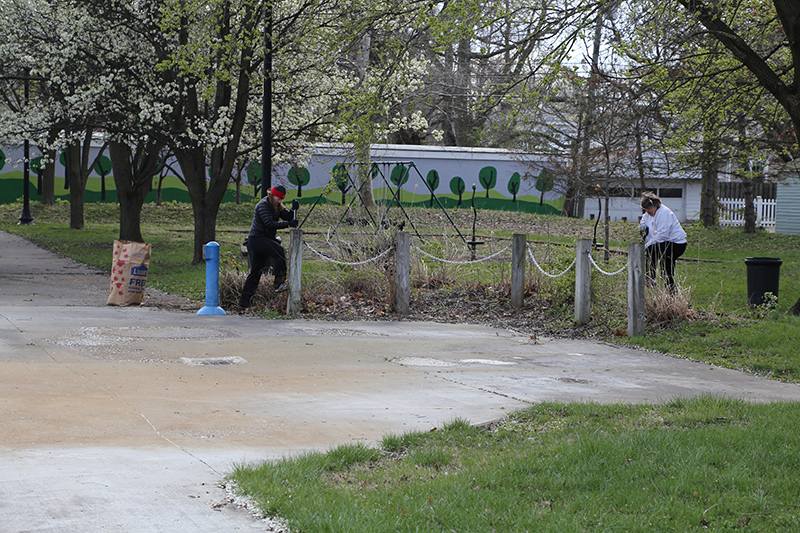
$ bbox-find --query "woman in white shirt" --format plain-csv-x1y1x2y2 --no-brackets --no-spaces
638,192,687,293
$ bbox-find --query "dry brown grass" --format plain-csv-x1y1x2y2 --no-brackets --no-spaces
644,281,695,328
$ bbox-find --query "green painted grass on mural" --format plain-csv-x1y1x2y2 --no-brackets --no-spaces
289,185,563,215
1,173,257,205
4,172,560,214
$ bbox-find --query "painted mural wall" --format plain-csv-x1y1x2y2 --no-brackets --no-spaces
2,142,704,223
0,145,212,205
272,144,564,215
1,143,565,213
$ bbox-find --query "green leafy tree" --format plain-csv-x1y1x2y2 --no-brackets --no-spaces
478,166,497,198
450,176,466,207
426,169,440,207
507,172,521,202
675,0,800,141
288,166,310,198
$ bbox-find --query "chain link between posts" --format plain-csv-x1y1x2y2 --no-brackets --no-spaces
304,242,395,266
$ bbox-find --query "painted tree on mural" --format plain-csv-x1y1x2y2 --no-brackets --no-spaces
426,170,440,207
391,164,410,190
536,168,555,207
288,166,311,198
507,172,521,202
333,164,350,205
246,161,262,195
478,166,497,198
94,155,112,201
450,176,466,207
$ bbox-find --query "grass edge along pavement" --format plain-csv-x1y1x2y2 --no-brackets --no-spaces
2,201,800,384
228,397,800,532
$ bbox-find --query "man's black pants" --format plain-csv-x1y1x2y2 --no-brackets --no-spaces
239,235,286,307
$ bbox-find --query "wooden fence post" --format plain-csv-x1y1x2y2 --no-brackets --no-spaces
627,241,645,336
395,231,410,314
575,239,591,324
511,233,526,308
286,228,302,315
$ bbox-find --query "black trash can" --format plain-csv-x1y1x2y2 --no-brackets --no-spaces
745,257,782,306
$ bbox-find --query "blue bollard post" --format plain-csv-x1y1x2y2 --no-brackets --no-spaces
197,241,227,315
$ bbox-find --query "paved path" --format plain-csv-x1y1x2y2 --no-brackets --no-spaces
2,229,799,531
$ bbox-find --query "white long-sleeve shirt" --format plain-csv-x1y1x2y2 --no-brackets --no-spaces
639,205,687,248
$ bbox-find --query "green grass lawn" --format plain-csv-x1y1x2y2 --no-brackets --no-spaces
231,397,800,532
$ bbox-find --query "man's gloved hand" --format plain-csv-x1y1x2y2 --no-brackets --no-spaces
639,226,648,241
288,219,299,228
291,199,300,211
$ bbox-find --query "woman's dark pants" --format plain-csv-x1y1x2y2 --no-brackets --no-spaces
646,241,687,293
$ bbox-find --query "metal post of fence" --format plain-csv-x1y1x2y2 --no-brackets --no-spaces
627,242,645,336
575,239,591,324
286,228,303,315
511,234,526,308
395,231,410,314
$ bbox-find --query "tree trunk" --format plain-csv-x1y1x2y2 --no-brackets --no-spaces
40,146,56,205
176,146,231,264
109,140,161,243
634,121,647,192
734,115,758,234
64,143,85,230
39,129,59,205
742,177,756,233
700,117,719,227
355,140,376,209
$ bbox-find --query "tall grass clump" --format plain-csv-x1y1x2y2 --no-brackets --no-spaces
645,281,694,328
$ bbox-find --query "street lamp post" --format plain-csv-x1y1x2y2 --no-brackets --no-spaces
261,2,273,198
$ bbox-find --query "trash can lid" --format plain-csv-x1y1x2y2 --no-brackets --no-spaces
745,257,782,265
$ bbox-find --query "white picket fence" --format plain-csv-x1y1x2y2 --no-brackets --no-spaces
718,196,776,228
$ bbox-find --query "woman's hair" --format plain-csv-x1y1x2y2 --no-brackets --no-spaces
640,191,661,210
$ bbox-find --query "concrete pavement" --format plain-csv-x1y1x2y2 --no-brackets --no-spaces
2,228,800,532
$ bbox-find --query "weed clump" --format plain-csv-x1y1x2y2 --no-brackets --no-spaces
645,282,694,328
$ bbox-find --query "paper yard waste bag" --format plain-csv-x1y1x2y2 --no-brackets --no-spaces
107,240,151,306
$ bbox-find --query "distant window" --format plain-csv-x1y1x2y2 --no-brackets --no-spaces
633,188,656,198
658,188,682,198
609,187,631,197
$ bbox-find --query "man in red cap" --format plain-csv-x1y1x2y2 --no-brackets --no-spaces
239,185,299,308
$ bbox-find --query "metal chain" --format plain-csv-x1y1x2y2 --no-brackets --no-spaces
304,242,395,266
526,246,576,278
411,244,512,265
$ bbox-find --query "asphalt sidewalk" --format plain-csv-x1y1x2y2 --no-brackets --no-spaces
2,229,800,532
